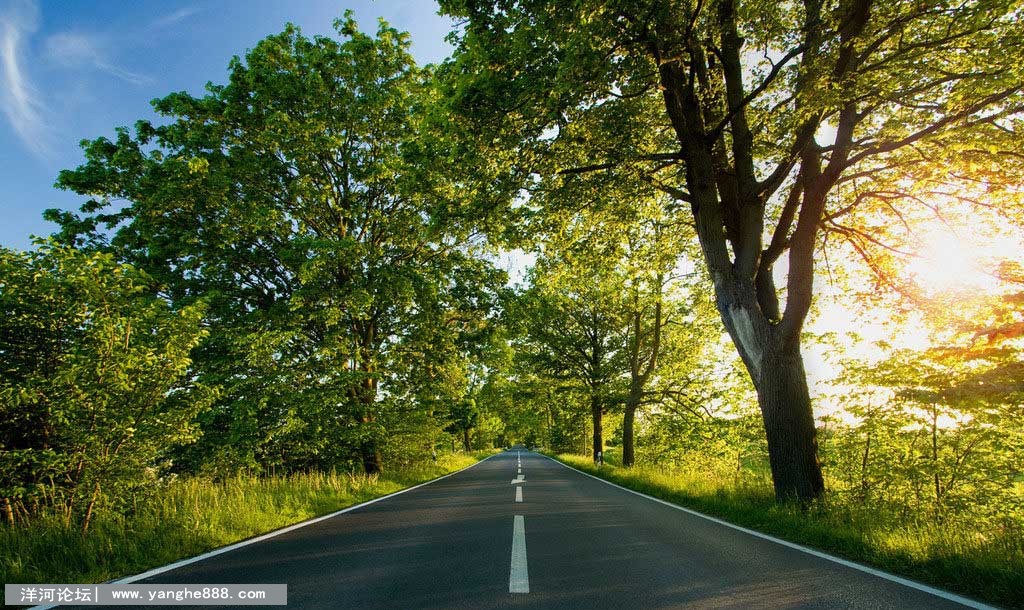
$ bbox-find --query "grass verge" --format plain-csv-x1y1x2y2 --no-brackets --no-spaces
550,453,1023,609
1,451,494,596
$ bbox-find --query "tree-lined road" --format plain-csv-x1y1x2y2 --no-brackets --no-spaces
63,450,989,609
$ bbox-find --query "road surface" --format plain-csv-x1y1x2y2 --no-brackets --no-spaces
58,449,992,609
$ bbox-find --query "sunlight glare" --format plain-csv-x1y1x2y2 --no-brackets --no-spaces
904,228,986,295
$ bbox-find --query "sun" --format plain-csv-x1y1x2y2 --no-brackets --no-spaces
903,228,986,295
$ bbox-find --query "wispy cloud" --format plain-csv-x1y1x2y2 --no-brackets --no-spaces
0,0,54,159
45,31,151,85
0,1,197,161
149,6,201,31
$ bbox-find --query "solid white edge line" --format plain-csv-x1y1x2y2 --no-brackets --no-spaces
537,453,997,610
28,453,502,610
509,515,529,593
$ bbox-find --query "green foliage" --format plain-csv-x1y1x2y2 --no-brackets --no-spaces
445,398,480,451
50,17,506,475
822,344,1024,522
0,243,213,530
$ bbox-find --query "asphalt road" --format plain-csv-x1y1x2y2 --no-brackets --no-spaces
60,449,992,609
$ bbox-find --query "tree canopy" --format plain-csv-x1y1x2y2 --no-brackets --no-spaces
47,15,506,476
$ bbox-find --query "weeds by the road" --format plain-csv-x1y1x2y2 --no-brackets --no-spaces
1,452,491,590
554,453,1024,609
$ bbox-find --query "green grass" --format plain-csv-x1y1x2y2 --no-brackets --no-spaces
1,451,493,596
552,452,1024,609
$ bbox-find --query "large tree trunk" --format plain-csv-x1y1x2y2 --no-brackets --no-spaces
621,405,636,467
361,438,383,475
622,296,660,469
357,389,383,475
756,341,824,502
713,284,825,503
622,390,641,467
357,323,383,475
591,392,603,462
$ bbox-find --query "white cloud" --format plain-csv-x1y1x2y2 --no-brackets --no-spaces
0,0,54,159
45,31,151,85
149,6,201,31
0,0,190,161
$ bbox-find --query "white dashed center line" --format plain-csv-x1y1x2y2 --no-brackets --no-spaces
509,515,529,593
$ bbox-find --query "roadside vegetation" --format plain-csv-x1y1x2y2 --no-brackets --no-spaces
1,452,489,592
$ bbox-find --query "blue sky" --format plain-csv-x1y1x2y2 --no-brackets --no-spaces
0,0,454,250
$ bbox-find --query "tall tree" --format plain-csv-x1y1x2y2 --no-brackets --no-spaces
440,0,1024,501
50,16,502,474
515,252,627,462
616,211,685,467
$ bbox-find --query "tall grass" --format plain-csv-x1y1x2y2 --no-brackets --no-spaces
1,452,490,592
555,453,1024,609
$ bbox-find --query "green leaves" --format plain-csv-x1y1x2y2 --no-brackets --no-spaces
0,243,213,529
47,16,508,476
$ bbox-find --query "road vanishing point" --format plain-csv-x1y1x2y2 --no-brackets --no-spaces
51,449,994,609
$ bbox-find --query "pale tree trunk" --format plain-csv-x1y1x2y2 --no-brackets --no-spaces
860,433,872,502
81,482,100,533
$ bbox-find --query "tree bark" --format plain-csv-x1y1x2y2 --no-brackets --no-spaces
357,391,383,475
710,282,825,503
356,322,383,475
756,341,825,502
622,295,661,468
361,438,383,475
622,398,638,467
591,392,603,463
641,0,854,504
463,427,472,452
